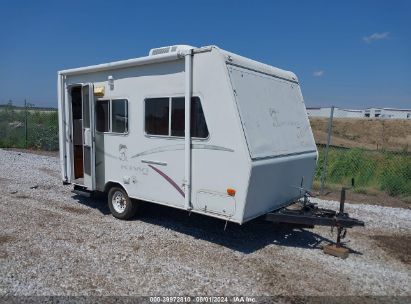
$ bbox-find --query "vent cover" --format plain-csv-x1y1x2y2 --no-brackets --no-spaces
151,46,171,56
148,45,195,56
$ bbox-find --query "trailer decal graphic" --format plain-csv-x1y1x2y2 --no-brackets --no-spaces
147,164,185,197
120,164,149,175
119,144,127,161
131,144,234,159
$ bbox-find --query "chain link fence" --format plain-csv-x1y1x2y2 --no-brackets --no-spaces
0,101,58,151
311,107,411,201
1,100,410,200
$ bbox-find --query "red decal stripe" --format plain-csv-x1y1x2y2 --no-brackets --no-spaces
148,165,185,198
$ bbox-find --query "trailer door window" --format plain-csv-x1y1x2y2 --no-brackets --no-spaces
112,99,128,133
96,100,109,132
145,98,170,135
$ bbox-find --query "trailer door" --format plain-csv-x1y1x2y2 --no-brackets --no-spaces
82,84,96,190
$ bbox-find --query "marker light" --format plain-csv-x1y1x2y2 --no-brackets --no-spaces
227,188,236,197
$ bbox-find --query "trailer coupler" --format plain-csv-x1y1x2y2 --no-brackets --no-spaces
265,187,364,258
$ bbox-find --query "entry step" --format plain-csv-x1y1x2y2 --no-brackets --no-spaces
73,185,92,197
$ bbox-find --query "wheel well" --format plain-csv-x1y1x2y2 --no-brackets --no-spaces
104,181,125,194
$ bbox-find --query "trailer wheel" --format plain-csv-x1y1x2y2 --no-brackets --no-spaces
108,187,137,220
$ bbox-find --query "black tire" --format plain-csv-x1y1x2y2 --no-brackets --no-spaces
107,186,138,220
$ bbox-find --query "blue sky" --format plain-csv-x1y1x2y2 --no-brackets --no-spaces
0,0,410,108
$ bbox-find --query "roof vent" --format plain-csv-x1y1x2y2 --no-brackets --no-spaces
148,45,195,56
151,46,171,56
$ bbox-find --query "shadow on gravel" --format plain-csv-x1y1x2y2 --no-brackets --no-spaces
72,195,361,255
137,202,339,254
72,194,110,215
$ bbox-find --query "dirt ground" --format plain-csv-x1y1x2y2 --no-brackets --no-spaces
0,149,410,298
314,188,410,209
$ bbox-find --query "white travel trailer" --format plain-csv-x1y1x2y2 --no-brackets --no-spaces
57,45,318,224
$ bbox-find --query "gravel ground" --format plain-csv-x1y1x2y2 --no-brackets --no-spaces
0,149,410,296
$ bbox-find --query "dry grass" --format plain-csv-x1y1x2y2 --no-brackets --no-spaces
310,118,411,152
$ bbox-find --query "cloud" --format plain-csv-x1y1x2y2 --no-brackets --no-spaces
313,70,324,77
363,32,390,43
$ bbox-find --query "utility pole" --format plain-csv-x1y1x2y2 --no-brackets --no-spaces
24,99,28,148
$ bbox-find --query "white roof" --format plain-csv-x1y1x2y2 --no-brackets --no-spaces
59,45,299,83
218,48,298,83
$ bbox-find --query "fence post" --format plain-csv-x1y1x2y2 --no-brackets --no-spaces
24,99,28,148
320,106,334,195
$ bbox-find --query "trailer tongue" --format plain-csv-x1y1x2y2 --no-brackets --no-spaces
265,186,364,259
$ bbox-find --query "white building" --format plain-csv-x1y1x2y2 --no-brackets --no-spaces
306,107,363,118
307,107,411,119
364,108,411,119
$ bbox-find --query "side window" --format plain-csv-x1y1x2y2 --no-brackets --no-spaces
171,97,209,138
145,98,169,135
96,100,109,132
171,97,185,136
112,99,128,133
191,97,209,138
146,96,209,138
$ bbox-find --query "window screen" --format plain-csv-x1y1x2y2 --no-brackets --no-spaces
112,99,128,133
171,97,208,138
96,100,109,132
145,98,169,135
